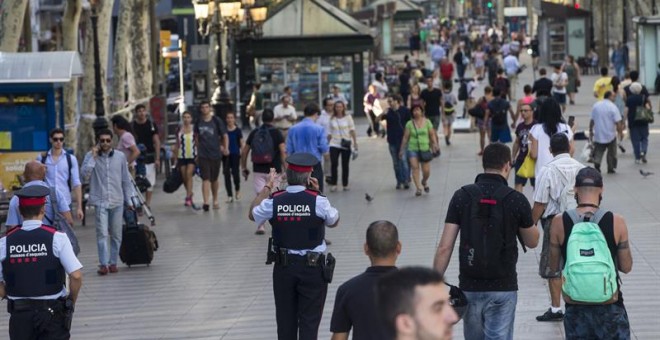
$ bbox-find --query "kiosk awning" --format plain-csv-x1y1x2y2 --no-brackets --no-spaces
0,52,83,84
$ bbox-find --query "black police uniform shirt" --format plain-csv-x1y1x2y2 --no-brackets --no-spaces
0,220,82,299
252,185,339,253
330,266,397,340
445,173,533,292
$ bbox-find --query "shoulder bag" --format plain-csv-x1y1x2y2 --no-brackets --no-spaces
413,120,433,162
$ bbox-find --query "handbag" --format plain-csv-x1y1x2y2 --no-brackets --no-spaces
413,120,434,162
340,138,352,149
635,106,654,124
334,117,353,149
516,153,536,179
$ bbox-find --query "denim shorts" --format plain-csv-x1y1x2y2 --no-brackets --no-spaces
463,291,517,340
553,92,567,104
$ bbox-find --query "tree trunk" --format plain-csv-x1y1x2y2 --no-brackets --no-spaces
77,0,115,159
111,0,132,113
127,0,153,119
150,0,161,96
62,0,83,148
0,0,29,52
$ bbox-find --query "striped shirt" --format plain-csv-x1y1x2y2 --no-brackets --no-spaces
328,115,355,149
532,154,585,218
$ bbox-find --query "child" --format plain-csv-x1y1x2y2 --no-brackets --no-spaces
512,103,537,193
222,112,244,202
441,81,458,145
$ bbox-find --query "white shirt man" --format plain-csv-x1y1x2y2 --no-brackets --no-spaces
273,96,297,132
590,91,623,173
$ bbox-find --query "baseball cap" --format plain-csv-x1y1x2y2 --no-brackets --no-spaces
575,167,603,188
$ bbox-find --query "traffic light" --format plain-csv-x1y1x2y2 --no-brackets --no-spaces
487,1,493,8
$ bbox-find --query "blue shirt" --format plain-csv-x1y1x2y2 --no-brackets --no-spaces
0,220,82,299
286,118,329,162
37,150,82,206
227,128,243,155
6,181,70,227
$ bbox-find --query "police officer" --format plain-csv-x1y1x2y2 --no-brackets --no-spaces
0,185,82,339
249,153,339,340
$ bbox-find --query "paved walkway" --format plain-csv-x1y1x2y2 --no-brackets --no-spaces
1,56,659,339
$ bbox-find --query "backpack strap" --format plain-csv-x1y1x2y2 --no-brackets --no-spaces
65,152,73,191
566,208,606,225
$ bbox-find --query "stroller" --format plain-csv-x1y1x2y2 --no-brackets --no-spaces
131,144,155,226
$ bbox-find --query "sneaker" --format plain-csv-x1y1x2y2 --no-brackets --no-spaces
97,265,109,276
184,196,192,207
642,153,648,163
202,204,210,212
536,308,564,322
396,184,402,190
226,196,234,203
635,159,641,164
403,183,410,190
109,264,118,273
445,136,451,146
607,169,616,174
330,186,338,192
235,191,241,200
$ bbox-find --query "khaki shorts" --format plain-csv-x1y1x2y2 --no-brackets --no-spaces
539,216,562,279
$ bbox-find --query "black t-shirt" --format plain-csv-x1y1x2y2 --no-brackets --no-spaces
330,266,397,340
245,123,285,173
515,120,536,165
487,97,510,127
420,88,442,117
399,73,410,94
445,174,533,291
132,120,159,153
532,78,553,97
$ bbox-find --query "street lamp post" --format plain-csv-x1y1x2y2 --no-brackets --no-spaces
90,4,108,135
193,0,267,123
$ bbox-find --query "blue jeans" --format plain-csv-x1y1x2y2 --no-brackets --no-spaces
463,291,517,340
388,143,410,185
629,124,649,159
95,205,124,266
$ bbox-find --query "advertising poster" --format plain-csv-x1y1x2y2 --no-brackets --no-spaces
0,152,41,191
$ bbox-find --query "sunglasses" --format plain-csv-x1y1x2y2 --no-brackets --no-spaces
99,138,112,143
51,137,64,142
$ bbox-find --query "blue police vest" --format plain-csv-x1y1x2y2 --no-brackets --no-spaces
269,190,325,250
2,226,65,297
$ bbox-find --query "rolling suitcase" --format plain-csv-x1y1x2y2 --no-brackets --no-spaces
119,206,158,267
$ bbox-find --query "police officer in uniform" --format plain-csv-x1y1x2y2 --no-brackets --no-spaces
0,186,83,340
249,153,339,340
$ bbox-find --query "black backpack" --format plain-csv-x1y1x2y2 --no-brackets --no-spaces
459,185,521,280
251,125,276,164
458,82,468,101
490,99,508,126
468,97,487,119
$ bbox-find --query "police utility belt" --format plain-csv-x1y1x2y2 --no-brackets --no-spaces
265,237,336,283
7,297,75,330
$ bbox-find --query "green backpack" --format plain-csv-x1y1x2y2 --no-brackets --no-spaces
562,209,618,304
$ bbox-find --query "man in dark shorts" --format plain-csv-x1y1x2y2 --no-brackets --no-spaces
420,77,443,131
485,88,515,144
194,100,229,212
548,167,633,339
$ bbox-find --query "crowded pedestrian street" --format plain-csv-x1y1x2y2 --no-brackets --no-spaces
1,54,658,339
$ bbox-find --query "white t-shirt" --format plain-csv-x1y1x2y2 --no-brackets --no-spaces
273,104,297,129
317,110,332,137
551,72,568,94
530,122,573,178
590,100,622,144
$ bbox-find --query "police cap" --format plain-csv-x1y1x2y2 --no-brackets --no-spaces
15,185,50,207
286,153,318,173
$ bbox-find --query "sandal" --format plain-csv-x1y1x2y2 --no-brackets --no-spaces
415,189,422,196
424,186,430,193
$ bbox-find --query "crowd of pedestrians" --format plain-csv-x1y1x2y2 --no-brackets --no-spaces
1,15,652,340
